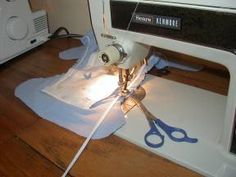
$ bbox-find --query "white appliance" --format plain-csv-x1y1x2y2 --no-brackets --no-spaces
0,0,50,64
88,0,236,176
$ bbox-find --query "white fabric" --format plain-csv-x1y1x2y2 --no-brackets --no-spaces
59,46,87,60
59,30,98,61
15,76,125,139
43,55,159,110
150,55,203,72
43,66,119,109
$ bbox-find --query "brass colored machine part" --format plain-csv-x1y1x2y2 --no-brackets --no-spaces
118,68,130,96
122,87,146,114
118,59,147,113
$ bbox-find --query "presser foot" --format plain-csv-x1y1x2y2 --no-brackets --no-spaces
122,87,146,114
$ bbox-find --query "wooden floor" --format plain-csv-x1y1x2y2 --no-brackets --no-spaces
0,38,227,177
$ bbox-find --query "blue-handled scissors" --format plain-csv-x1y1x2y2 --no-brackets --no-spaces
130,96,198,148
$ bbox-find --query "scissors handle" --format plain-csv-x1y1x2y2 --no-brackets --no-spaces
156,119,198,143
144,121,165,148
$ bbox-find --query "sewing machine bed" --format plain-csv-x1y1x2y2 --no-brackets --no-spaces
115,74,235,176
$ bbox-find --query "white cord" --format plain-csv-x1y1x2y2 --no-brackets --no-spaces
61,95,121,177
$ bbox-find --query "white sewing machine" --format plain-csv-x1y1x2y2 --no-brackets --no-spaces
88,0,236,176
0,0,49,64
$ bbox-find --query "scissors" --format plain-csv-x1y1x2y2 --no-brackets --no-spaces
130,96,198,148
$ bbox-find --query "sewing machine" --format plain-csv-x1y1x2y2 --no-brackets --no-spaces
0,0,49,64
88,0,236,176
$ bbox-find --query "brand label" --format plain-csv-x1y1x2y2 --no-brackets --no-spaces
133,13,181,30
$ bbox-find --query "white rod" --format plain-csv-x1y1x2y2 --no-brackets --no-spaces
61,95,121,177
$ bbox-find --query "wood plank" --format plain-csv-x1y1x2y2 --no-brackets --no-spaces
150,47,229,95
44,38,82,51
19,119,84,169
19,119,202,177
0,138,68,177
161,67,229,95
0,78,39,135
0,115,15,144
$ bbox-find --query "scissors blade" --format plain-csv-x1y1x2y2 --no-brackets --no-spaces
129,94,156,122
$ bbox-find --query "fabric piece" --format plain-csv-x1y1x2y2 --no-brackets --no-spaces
43,66,119,109
43,52,114,109
44,31,111,110
151,55,203,72
59,31,98,61
43,55,159,110
15,76,125,139
59,46,87,60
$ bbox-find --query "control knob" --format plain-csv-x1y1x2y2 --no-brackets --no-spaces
98,44,126,66
6,16,28,40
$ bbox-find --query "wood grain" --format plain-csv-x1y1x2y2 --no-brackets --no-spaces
149,47,229,95
19,119,201,177
0,138,67,177
0,115,15,144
